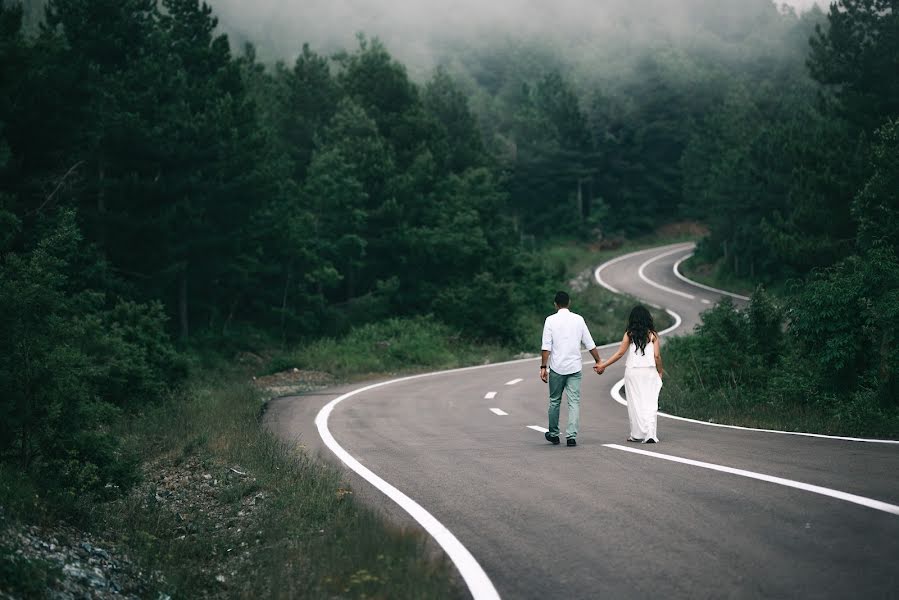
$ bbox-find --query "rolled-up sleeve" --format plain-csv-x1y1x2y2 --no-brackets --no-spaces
541,317,553,351
580,318,596,351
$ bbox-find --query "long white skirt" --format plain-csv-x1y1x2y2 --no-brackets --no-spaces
624,367,662,442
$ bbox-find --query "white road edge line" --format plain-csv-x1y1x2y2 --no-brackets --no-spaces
316,359,566,600
505,378,523,385
600,245,899,444
672,253,751,301
528,425,549,433
603,443,899,516
594,244,690,294
484,392,497,399
638,247,696,300
609,378,899,444
490,408,508,416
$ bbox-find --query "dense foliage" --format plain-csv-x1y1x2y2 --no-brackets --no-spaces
0,0,560,509
668,1,899,432
2,0,897,515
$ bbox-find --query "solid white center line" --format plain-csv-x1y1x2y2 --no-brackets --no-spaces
505,378,523,385
604,444,899,516
527,425,549,433
484,391,497,399
672,253,751,301
489,408,508,416
637,247,696,300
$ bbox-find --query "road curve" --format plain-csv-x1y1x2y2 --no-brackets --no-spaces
265,242,899,600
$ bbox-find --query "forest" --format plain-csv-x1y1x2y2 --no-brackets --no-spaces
0,0,897,595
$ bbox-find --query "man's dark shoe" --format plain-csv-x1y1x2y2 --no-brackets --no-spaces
567,438,577,447
544,432,560,445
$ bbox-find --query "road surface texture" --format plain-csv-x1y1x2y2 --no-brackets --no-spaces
266,242,899,600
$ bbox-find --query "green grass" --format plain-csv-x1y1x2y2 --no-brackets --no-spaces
660,340,899,439
101,377,466,599
659,371,899,439
540,225,699,280
678,254,760,298
266,316,513,380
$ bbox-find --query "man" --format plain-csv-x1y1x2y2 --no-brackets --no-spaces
540,291,604,447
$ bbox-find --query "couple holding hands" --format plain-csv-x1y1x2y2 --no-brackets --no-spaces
540,291,663,446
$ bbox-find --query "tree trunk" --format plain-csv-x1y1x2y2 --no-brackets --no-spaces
179,267,189,340
280,263,292,345
577,180,583,221
97,156,106,215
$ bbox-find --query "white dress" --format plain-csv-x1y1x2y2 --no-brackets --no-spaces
624,336,662,442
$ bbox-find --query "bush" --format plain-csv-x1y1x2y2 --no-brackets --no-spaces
788,245,899,405
0,211,184,516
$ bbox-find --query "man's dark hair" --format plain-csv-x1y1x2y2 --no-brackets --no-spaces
554,291,570,307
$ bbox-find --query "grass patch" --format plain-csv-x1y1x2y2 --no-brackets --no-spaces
266,316,514,380
661,336,899,439
678,254,761,298
100,377,466,599
660,367,899,438
0,543,61,599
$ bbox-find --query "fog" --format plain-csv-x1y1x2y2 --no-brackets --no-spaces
208,0,825,73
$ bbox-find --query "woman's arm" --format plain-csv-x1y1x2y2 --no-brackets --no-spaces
653,333,664,378
599,333,629,370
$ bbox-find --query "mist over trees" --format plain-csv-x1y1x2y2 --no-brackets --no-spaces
1,0,897,510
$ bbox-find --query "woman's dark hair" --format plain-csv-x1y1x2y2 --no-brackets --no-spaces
627,305,656,355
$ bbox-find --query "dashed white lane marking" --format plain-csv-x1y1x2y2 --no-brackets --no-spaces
604,444,899,516
609,379,899,444
701,299,711,305
505,378,523,385
317,362,547,600
638,247,696,300
528,425,549,433
484,392,497,399
672,253,751,301
490,408,508,416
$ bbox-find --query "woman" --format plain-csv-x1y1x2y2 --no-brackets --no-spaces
598,305,664,443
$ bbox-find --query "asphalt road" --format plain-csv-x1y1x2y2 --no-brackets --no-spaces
265,242,899,600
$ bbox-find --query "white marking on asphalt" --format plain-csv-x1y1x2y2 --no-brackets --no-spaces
594,245,690,294
661,309,682,335
505,378,523,385
672,253,751,301
528,425,549,433
638,247,696,300
317,363,549,600
604,444,899,516
701,299,711,305
484,391,497,399
609,379,899,444
490,408,508,416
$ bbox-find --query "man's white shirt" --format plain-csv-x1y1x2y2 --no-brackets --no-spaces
541,308,597,375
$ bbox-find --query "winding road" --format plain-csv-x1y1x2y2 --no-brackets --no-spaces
265,242,899,599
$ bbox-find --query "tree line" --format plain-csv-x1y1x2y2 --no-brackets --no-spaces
1,0,559,509
672,0,899,432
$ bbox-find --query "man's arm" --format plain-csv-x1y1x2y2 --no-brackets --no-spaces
580,319,602,373
540,318,552,383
